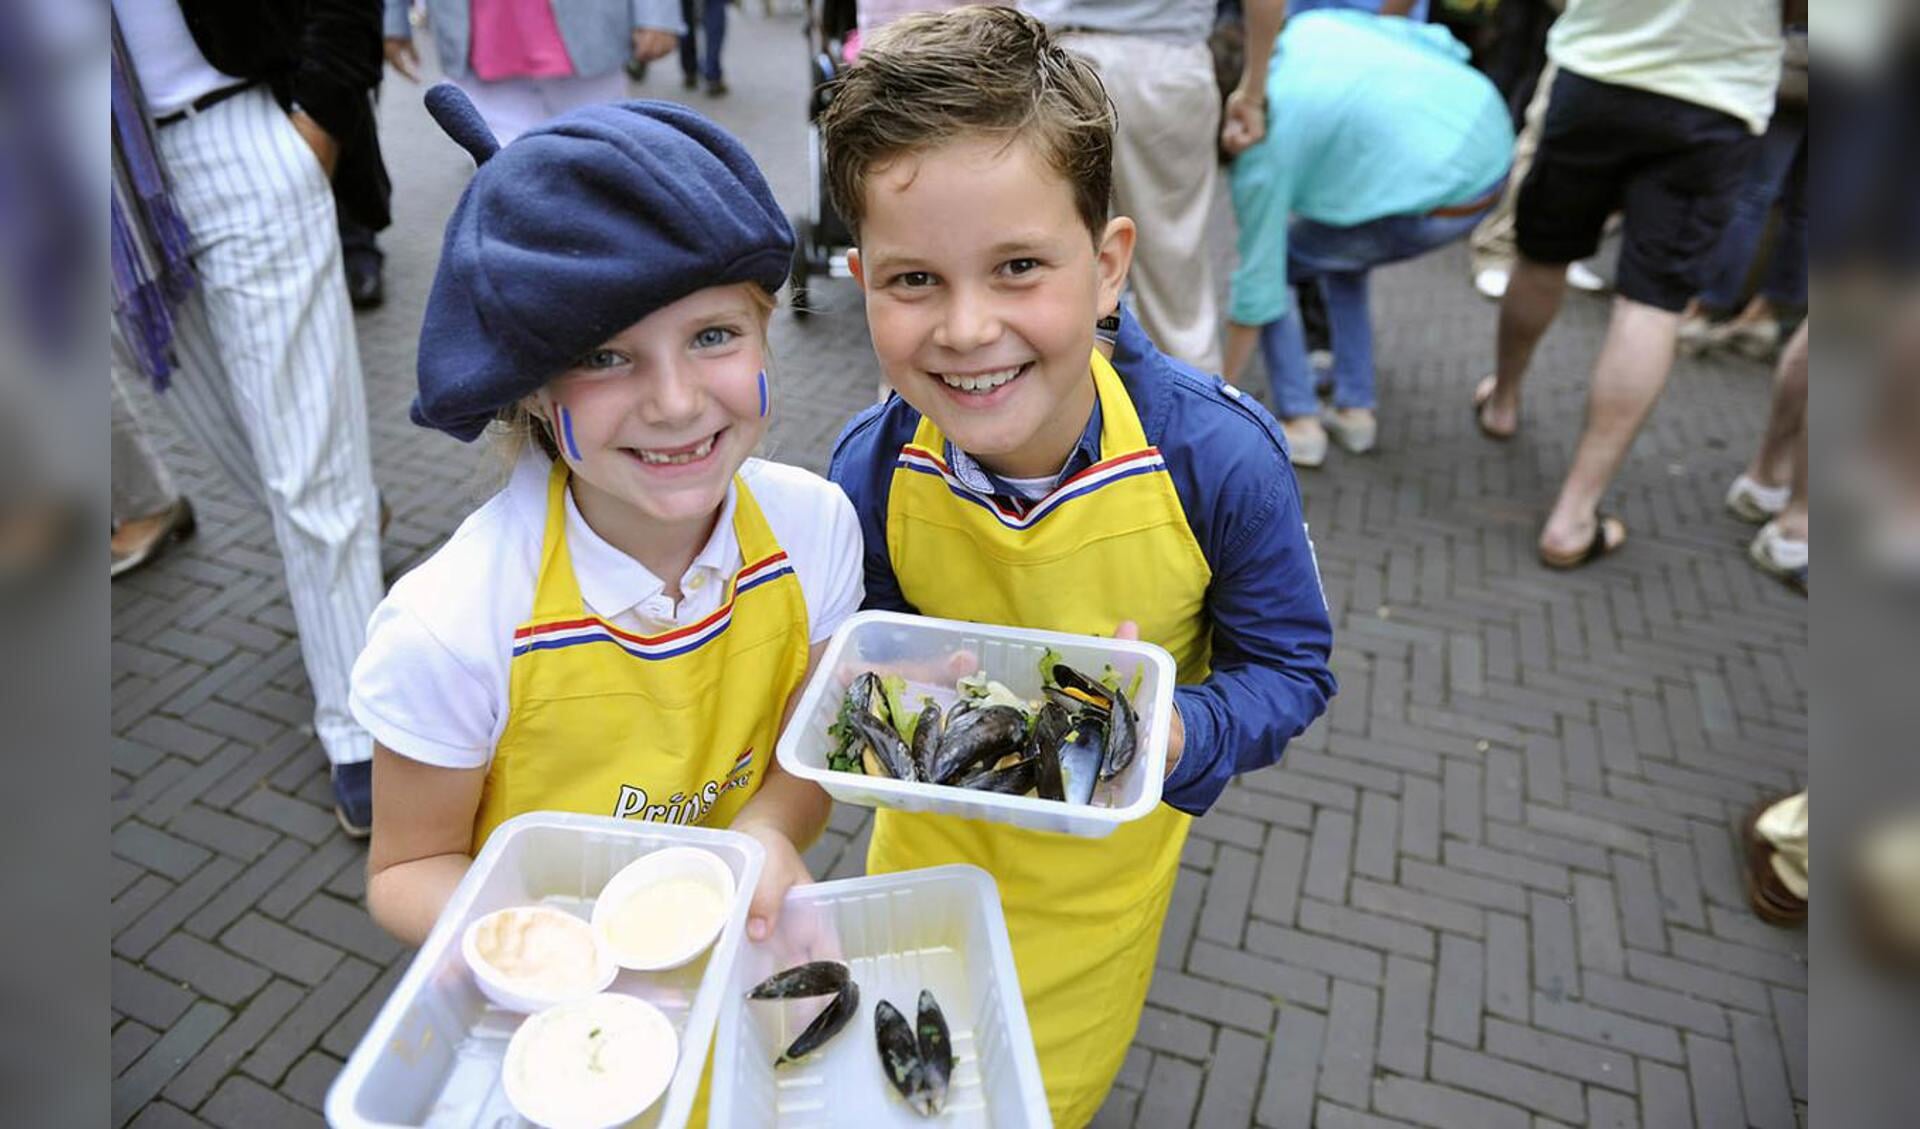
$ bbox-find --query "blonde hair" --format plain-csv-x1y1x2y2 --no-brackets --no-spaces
819,6,1117,244
489,283,779,474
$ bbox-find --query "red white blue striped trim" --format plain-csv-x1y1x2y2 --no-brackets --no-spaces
895,445,1167,529
728,746,754,777
512,552,794,660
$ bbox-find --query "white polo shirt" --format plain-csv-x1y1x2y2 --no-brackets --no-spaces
349,449,864,769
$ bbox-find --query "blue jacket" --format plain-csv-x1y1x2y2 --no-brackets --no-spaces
830,309,1337,816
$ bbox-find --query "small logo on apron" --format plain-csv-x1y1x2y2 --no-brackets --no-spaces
610,747,756,824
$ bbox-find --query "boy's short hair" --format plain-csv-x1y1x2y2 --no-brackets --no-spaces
819,6,1116,243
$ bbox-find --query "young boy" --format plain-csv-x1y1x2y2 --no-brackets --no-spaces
822,9,1337,1124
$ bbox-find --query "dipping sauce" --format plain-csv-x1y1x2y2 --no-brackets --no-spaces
602,877,728,967
504,993,677,1129
470,906,603,1000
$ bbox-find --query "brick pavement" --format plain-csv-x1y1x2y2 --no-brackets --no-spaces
110,12,1807,1127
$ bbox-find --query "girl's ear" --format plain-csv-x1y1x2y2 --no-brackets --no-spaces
1094,217,1137,321
847,248,866,290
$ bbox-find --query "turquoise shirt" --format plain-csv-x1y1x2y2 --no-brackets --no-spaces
1227,11,1515,325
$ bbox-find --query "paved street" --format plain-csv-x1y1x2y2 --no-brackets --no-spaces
111,11,1807,1128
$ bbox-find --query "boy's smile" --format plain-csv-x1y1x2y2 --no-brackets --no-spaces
851,136,1134,479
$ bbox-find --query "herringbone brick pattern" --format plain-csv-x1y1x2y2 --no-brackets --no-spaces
110,14,1805,1127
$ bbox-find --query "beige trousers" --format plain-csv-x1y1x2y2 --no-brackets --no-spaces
1057,32,1225,374
1470,61,1560,277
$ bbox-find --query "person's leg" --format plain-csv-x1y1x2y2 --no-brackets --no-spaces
1695,115,1804,315
1480,256,1568,435
1319,270,1374,412
157,90,383,780
109,362,180,527
1540,93,1759,561
679,0,700,84
337,212,385,310
702,0,728,86
1537,295,1679,556
1064,34,1224,373
1258,310,1323,422
1758,119,1809,312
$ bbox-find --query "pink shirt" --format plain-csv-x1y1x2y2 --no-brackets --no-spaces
469,0,576,81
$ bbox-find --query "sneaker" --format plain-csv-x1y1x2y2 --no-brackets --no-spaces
705,77,729,97
1565,259,1607,292
1725,317,1782,362
682,72,698,90
1473,267,1509,300
1281,417,1328,469
1677,310,1724,355
1749,520,1808,592
1725,474,1789,523
333,760,372,839
1322,407,1378,455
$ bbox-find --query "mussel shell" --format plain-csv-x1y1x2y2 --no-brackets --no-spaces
929,704,1027,784
1028,701,1070,802
874,998,928,1109
909,700,943,781
1057,719,1105,805
1098,679,1140,780
777,979,859,1065
847,671,888,725
1051,663,1115,713
747,959,850,1000
851,710,920,781
954,755,1040,795
915,989,952,1116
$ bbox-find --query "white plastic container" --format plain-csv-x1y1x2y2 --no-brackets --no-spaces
326,812,764,1129
776,610,1177,838
592,846,737,971
711,865,1051,1128
461,904,619,1014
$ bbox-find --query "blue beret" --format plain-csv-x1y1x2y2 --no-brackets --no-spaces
412,84,795,441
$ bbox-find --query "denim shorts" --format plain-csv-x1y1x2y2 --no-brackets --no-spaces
1516,70,1758,312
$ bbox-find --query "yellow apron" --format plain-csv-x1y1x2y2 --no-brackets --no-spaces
476,459,810,849
875,352,1213,1127
481,463,809,1128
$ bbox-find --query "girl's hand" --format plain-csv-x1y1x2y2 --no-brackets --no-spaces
735,822,815,942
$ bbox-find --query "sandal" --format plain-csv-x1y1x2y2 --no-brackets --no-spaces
1741,795,1807,927
1472,375,1516,441
1539,513,1627,570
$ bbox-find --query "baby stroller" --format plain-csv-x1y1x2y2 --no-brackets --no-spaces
788,0,985,317
787,0,860,317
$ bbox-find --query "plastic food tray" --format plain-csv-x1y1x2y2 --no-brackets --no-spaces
325,812,765,1129
711,865,1050,1128
776,610,1176,838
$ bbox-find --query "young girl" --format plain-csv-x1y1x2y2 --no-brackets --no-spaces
352,86,862,949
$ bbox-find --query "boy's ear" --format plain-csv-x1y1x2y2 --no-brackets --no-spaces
847,248,866,290
1094,217,1137,320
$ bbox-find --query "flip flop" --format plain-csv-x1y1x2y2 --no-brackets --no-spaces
1539,513,1627,570
1472,376,1516,441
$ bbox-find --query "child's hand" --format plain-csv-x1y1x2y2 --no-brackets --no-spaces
1112,620,1185,777
735,823,815,943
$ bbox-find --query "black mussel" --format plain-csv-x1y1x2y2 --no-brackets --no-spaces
1057,718,1105,805
954,755,1040,795
1050,663,1115,714
1098,678,1140,780
851,710,920,781
875,999,927,1110
914,990,952,1116
909,700,943,782
929,704,1027,784
775,979,859,1065
1028,701,1070,802
847,671,891,727
747,959,851,1000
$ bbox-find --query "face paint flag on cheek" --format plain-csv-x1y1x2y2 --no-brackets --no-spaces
757,370,769,419
559,404,583,462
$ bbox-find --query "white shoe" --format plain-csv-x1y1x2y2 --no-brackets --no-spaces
1323,408,1378,455
1566,260,1607,292
1282,417,1328,468
1749,520,1808,580
1726,474,1790,523
1474,267,1510,300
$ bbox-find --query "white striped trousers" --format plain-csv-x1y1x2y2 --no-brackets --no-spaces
118,86,383,768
